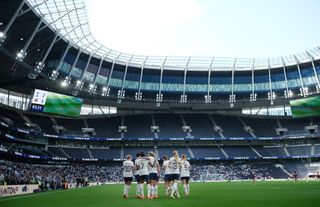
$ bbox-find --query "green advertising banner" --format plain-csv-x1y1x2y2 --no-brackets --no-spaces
290,96,320,118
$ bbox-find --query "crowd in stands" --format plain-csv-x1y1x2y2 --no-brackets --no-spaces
0,161,122,189
190,162,274,181
0,160,282,190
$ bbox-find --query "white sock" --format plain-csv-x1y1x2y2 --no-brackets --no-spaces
139,183,144,196
154,185,158,197
126,185,130,195
171,182,177,196
150,185,154,197
175,183,180,197
187,184,190,194
136,184,139,195
183,184,187,195
147,184,151,197
124,185,127,195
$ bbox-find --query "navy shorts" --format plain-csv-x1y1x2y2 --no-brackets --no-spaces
139,175,150,183
169,174,180,181
135,175,140,182
164,174,171,181
124,177,133,182
180,176,190,181
149,173,158,181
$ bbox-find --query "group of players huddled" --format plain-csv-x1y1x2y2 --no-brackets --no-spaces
122,150,191,199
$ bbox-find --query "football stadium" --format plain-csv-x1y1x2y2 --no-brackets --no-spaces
1,0,320,206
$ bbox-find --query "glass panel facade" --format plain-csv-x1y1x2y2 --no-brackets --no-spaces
254,82,269,91
60,62,71,73
242,105,292,116
83,71,95,82
96,75,107,85
234,84,252,92
212,84,232,92
126,72,140,81
0,89,30,110
80,105,117,115
124,80,139,89
162,83,184,92
141,82,160,91
109,78,122,88
70,67,82,78
46,59,320,93
271,81,286,90
185,84,207,92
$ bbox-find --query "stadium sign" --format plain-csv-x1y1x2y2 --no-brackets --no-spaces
0,147,7,152
233,156,250,160
0,185,39,197
137,138,154,141
17,128,30,134
5,134,14,139
52,157,68,161
229,137,246,140
262,156,278,159
287,135,306,139
0,121,9,128
204,157,221,160
82,158,98,161
43,133,59,138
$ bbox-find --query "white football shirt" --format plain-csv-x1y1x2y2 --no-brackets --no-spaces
148,156,158,174
123,160,134,177
134,158,141,175
139,158,150,176
180,160,191,177
168,157,180,174
163,160,170,175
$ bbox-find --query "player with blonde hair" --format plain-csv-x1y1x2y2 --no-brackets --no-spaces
168,150,181,199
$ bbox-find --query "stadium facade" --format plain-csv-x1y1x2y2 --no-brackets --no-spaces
1,0,320,187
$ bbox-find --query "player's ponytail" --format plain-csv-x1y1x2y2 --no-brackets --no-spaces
173,150,179,162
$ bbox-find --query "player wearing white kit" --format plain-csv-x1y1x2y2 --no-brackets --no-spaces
147,151,160,199
123,155,134,198
134,153,141,198
180,154,191,197
168,150,181,199
162,155,171,196
137,151,150,199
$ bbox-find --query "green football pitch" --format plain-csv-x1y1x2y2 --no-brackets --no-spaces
1,181,320,207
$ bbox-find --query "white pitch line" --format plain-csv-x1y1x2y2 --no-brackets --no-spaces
0,190,61,201
0,185,103,202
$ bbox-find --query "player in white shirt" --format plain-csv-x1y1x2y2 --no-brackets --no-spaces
168,150,181,199
162,155,171,196
122,154,134,198
136,151,150,199
134,153,141,198
180,154,191,197
147,151,160,199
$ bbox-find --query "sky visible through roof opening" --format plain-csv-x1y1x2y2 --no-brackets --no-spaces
86,0,320,58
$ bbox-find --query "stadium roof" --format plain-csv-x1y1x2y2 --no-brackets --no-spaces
25,0,320,71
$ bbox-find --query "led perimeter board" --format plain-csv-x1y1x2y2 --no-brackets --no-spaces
290,96,320,118
29,89,83,117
